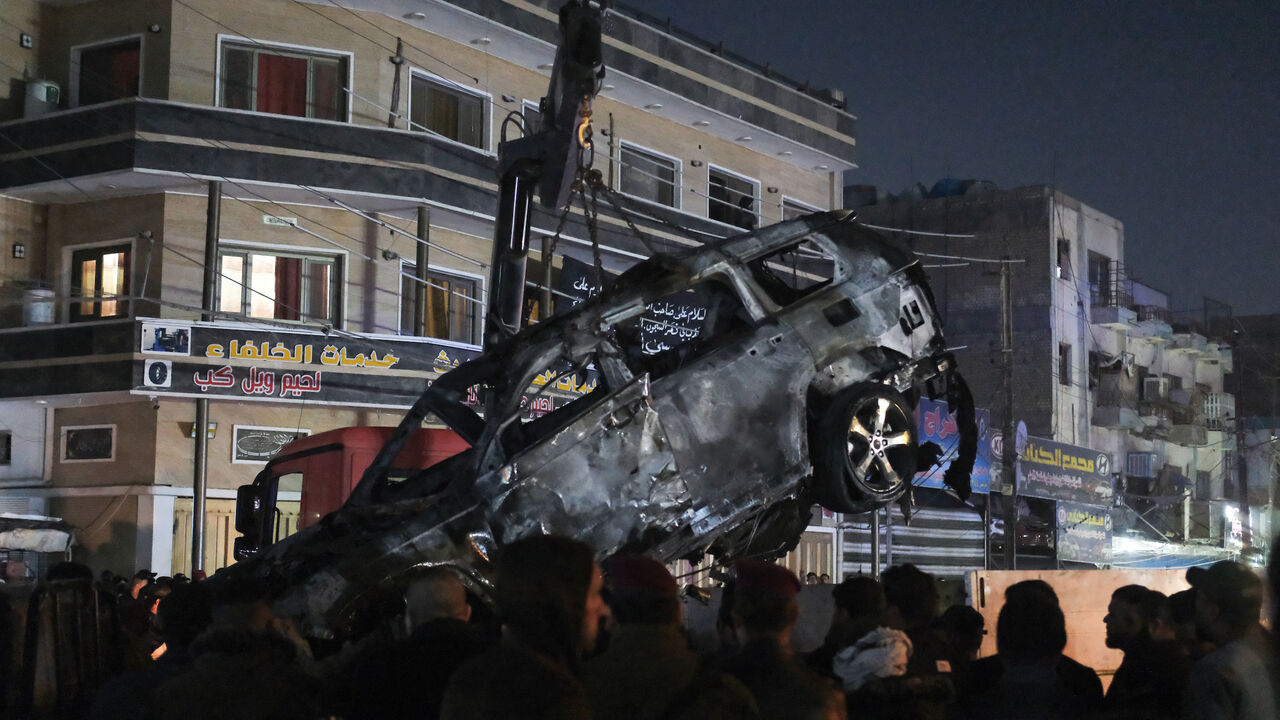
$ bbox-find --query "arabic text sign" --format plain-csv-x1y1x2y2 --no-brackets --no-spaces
1056,500,1113,564
1017,436,1113,505
912,398,991,494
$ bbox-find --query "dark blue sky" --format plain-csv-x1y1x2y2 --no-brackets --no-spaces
639,1,1280,315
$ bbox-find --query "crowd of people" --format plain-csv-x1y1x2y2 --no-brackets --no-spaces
3,534,1279,719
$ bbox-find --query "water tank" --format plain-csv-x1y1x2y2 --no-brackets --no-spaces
22,288,54,326
24,80,59,119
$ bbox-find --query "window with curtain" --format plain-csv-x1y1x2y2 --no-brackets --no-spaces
77,38,141,106
219,42,346,120
409,74,487,149
619,144,677,207
400,265,480,345
217,248,339,323
69,243,131,322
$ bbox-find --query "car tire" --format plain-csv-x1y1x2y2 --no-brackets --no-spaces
812,383,916,513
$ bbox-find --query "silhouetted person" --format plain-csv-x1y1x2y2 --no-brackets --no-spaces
340,566,488,720
583,554,756,720
933,605,985,662
90,582,212,720
716,558,845,720
154,576,320,720
1183,560,1278,720
1101,585,1191,719
807,574,886,678
961,579,1101,719
441,535,608,720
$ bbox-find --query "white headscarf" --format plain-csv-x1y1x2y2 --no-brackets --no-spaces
831,626,913,692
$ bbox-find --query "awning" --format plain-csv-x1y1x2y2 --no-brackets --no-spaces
0,513,76,553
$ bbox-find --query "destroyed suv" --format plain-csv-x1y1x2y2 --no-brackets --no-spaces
230,210,976,639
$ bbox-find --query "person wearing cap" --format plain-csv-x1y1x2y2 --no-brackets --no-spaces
583,554,757,720
716,558,845,720
1183,560,1278,720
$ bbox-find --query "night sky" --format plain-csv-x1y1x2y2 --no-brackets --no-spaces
638,1,1280,316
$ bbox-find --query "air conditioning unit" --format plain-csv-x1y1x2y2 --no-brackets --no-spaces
1143,376,1169,400
23,79,60,119
1126,451,1158,478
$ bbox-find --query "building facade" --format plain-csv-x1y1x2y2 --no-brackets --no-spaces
0,0,856,577
850,182,1248,573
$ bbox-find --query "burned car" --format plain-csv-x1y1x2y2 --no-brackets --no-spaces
229,209,976,639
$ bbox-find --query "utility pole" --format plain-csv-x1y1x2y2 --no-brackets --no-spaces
1237,417,1251,551
387,38,404,128
413,207,430,336
192,180,220,575
1000,259,1017,570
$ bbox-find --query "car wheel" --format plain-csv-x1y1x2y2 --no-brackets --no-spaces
812,383,916,512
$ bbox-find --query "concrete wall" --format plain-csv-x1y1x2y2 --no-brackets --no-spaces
49,493,140,576
0,0,44,120
0,196,48,327
51,400,157,486
37,0,171,107
0,401,46,485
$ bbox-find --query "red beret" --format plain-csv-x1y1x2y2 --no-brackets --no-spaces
603,555,678,597
734,558,801,598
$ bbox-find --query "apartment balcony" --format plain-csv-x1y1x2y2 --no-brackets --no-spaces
1090,304,1136,329
1093,387,1143,431
1169,331,1209,357
1131,309,1173,344
0,99,724,259
0,317,511,410
1204,392,1235,431
1168,423,1209,447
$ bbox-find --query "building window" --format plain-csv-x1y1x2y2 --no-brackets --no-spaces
782,198,819,222
400,266,480,345
61,425,115,463
219,41,347,120
69,243,131,322
1056,238,1071,279
1058,343,1071,386
522,100,543,135
217,248,340,323
74,38,141,106
708,167,757,230
1088,251,1113,305
0,431,10,466
619,144,678,208
410,74,487,149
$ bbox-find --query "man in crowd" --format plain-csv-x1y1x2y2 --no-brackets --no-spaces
1183,560,1278,720
583,554,756,719
717,558,845,720
1101,584,1191,718
339,565,489,720
442,535,608,720
807,574,886,678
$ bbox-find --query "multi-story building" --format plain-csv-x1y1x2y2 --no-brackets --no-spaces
849,182,1239,572
0,0,855,577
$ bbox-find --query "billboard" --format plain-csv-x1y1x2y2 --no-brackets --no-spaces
913,397,991,494
1018,435,1113,506
1057,500,1113,564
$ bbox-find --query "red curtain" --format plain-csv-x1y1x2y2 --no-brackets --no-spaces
257,54,307,117
275,257,301,320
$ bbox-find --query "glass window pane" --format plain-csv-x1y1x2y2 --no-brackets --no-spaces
78,259,97,315
426,86,461,141
620,146,676,207
309,57,343,120
400,269,415,334
219,255,244,315
257,53,309,117
306,260,332,322
222,46,254,110
99,251,126,317
248,254,278,319
709,170,756,230
457,92,484,148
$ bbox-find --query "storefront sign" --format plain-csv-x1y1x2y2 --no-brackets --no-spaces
134,319,594,409
1056,500,1113,564
1018,435,1113,505
913,398,991,494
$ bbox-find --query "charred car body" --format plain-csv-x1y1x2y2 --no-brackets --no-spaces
230,210,977,640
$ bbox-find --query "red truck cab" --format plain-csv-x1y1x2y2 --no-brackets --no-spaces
233,427,469,559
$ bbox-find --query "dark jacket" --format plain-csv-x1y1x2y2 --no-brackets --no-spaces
717,637,845,720
441,640,591,720
1104,637,1192,718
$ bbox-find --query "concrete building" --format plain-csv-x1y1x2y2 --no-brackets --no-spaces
0,0,855,577
848,182,1241,572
